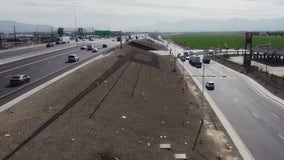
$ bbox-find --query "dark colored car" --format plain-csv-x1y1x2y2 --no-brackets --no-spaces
10,74,30,86
68,54,79,62
206,81,215,90
102,44,108,48
46,42,54,47
179,55,186,62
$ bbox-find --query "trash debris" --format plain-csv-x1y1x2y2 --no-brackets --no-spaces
114,157,119,160
121,128,125,131
163,136,167,138
174,153,187,159
160,144,171,150
184,142,187,145
160,136,163,138
138,140,142,144
121,116,126,119
147,143,151,146
5,134,10,137
71,138,75,141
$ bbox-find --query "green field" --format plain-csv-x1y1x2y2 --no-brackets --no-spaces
168,34,284,49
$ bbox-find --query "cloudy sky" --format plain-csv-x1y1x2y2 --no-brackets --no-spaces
1,0,284,30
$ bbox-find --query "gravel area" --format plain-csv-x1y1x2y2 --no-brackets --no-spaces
0,43,241,160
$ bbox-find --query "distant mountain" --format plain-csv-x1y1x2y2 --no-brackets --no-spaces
0,20,54,33
129,17,284,32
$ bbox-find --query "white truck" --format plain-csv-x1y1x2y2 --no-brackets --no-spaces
56,36,70,44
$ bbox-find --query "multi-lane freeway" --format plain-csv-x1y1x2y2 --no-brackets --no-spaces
0,39,120,105
166,40,284,160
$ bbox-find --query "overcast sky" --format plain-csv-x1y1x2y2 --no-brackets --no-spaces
1,0,284,30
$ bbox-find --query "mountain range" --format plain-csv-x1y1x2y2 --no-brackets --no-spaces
0,20,53,33
1,18,284,33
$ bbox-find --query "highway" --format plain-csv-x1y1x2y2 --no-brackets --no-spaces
166,41,284,160
0,39,120,105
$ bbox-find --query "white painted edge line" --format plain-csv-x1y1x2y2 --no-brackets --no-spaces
182,64,255,160
0,52,109,113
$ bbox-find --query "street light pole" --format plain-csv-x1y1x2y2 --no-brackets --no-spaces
72,2,78,43
266,46,268,74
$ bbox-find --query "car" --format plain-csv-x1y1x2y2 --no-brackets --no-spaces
206,81,215,90
179,55,186,62
80,46,87,50
10,74,30,86
87,44,95,50
92,47,99,52
46,42,54,47
68,54,79,62
102,44,107,48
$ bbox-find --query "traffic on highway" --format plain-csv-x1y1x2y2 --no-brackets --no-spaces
164,39,284,160
0,38,121,105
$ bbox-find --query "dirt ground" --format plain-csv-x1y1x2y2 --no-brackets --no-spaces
0,42,241,160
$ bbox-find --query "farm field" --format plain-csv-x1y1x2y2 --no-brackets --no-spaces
168,34,284,49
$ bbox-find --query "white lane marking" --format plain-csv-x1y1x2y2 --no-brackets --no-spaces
249,97,255,102
252,112,259,119
233,98,239,103
279,134,284,140
271,112,280,119
0,51,74,74
234,88,240,93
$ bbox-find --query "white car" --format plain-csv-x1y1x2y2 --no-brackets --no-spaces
10,74,31,86
92,47,99,52
87,44,95,50
68,54,79,62
80,46,87,50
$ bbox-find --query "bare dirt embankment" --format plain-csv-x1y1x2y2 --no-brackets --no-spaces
0,41,241,160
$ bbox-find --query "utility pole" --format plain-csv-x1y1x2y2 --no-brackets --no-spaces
36,26,39,44
72,2,78,43
0,34,2,49
120,31,122,49
51,26,53,42
13,25,16,47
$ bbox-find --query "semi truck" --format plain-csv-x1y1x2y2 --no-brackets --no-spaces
189,55,202,68
56,36,70,44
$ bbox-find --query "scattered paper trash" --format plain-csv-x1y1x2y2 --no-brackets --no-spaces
174,153,187,159
121,115,127,119
5,134,10,137
160,144,171,150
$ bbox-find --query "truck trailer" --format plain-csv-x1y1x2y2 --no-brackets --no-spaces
189,55,202,68
56,36,70,44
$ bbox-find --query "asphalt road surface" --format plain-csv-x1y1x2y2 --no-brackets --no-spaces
168,42,284,160
0,39,120,104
